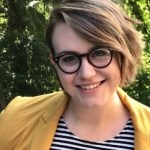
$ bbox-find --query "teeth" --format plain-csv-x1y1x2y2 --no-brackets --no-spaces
80,82,100,90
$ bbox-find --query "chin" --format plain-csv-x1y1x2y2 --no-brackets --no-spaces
80,98,106,108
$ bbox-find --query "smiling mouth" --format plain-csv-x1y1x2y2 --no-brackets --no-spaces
78,80,105,90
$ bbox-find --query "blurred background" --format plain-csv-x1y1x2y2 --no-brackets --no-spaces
0,0,150,111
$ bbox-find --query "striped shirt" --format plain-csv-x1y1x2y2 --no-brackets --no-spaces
50,117,134,150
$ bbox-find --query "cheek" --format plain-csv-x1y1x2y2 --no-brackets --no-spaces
56,69,74,88
112,64,121,85
108,58,121,83
113,54,122,77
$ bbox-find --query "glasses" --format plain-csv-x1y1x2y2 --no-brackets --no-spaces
53,47,113,74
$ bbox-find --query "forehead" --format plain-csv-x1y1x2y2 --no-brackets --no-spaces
52,23,93,54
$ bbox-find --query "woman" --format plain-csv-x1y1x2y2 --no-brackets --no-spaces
0,0,150,149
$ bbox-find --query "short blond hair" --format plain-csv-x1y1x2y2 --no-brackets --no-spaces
46,0,144,86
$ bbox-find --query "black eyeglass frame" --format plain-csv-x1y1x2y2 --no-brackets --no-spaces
53,47,113,74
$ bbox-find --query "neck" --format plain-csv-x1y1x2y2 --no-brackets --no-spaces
63,92,130,142
63,92,129,126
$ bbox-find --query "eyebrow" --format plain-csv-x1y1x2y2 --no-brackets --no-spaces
55,50,80,56
55,45,98,57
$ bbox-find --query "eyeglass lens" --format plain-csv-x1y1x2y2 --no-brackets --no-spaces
55,48,112,74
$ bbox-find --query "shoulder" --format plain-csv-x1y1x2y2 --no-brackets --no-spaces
0,91,66,120
117,88,150,135
128,99,150,139
0,91,68,147
117,87,150,116
123,91,150,119
0,91,68,131
129,98,150,122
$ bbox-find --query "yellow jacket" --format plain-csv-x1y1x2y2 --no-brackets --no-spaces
0,88,150,150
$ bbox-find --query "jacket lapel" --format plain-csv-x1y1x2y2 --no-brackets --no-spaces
134,131,150,150
117,88,150,150
30,91,69,150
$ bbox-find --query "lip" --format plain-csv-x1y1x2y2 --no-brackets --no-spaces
77,80,105,93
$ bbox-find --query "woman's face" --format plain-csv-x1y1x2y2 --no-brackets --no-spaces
51,23,121,108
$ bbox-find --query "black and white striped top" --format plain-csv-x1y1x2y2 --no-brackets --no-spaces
50,117,134,150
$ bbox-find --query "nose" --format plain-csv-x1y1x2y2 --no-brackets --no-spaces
77,57,96,79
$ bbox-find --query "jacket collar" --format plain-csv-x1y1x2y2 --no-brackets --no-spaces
117,88,150,149
117,88,150,136
42,91,69,123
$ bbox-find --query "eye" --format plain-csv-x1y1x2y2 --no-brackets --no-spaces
90,48,111,59
59,54,79,65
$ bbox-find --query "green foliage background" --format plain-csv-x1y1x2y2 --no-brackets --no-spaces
0,0,150,110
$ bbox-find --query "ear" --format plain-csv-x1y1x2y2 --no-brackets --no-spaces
50,54,57,68
49,54,55,65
